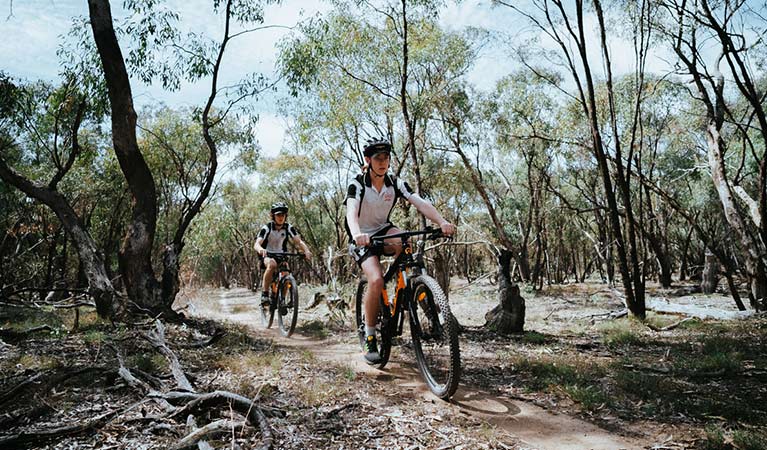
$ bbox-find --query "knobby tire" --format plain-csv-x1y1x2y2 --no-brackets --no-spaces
408,275,461,399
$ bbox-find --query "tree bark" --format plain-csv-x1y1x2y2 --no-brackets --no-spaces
700,250,719,294
484,250,525,333
88,0,161,312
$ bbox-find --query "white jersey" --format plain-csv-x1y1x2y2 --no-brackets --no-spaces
257,222,300,253
346,171,414,236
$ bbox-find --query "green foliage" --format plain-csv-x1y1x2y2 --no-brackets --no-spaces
604,330,644,349
563,384,612,412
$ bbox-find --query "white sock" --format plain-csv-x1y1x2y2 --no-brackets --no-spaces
365,326,376,337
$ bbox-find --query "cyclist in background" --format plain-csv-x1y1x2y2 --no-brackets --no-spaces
345,138,455,364
254,202,312,306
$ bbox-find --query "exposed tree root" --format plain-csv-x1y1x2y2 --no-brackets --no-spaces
165,390,275,450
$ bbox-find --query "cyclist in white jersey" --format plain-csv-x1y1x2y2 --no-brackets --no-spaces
345,138,455,364
254,202,312,305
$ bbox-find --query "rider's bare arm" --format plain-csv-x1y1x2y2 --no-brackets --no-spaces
407,194,456,236
346,198,370,246
292,236,313,260
254,237,267,257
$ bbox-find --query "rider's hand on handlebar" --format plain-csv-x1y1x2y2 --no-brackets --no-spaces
440,222,456,236
258,248,267,258
353,233,370,247
304,250,312,261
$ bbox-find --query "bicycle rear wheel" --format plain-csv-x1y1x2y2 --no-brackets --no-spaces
277,275,299,337
355,280,391,369
408,275,461,399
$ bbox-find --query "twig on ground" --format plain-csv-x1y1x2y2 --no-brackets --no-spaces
646,317,694,332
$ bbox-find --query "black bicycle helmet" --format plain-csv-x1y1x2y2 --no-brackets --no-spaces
363,137,392,157
270,202,289,215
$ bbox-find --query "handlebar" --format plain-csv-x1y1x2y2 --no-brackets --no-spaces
370,227,451,246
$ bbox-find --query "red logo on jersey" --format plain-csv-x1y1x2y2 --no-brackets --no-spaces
384,192,394,202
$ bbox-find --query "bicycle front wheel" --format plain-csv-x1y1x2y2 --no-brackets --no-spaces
354,280,391,369
408,275,461,400
277,275,299,337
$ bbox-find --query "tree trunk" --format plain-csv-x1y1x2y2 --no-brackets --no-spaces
678,226,695,281
0,160,115,317
701,250,719,294
432,247,451,301
88,0,161,312
722,264,746,311
707,122,767,309
484,250,525,333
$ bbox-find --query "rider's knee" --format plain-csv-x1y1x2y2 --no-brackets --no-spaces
367,274,384,292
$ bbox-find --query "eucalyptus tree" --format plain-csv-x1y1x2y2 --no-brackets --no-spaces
0,74,117,316
496,0,656,318
280,0,474,189
84,0,267,317
278,1,477,288
184,180,264,289
656,0,767,310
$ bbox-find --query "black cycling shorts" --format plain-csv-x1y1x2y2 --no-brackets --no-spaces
349,224,395,266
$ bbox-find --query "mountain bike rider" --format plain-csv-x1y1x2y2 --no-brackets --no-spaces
345,138,456,365
254,202,312,306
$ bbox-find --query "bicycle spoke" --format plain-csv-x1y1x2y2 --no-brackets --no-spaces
409,275,460,399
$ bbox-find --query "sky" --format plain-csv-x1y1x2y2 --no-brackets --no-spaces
1,0,666,160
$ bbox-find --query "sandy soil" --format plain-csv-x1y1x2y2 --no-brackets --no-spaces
178,278,742,450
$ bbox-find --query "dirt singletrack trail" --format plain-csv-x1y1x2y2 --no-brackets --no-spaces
188,287,647,450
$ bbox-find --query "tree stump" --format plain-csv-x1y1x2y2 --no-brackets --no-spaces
485,250,525,333
701,250,719,294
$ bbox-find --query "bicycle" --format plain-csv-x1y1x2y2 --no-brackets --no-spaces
260,252,303,337
354,228,461,399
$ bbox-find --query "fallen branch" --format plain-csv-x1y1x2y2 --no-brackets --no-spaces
173,418,245,449
144,320,195,392
53,301,96,309
112,344,152,394
646,317,695,332
164,390,274,450
0,371,44,406
1,366,108,407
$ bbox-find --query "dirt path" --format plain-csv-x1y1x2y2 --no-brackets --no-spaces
189,287,647,450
